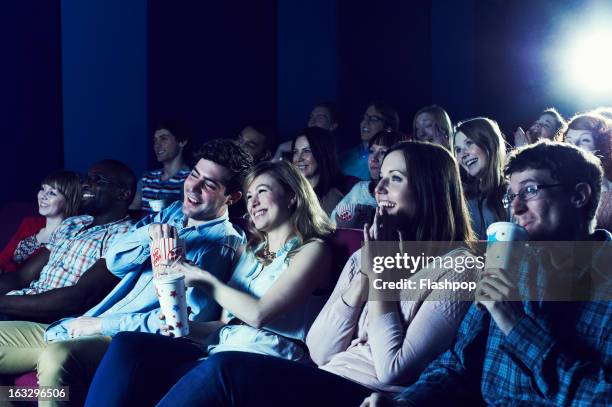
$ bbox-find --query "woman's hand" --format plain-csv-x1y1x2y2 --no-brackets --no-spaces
66,317,102,338
172,261,217,289
341,270,369,307
514,127,530,148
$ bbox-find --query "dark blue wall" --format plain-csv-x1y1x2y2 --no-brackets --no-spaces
0,1,63,210
148,1,276,158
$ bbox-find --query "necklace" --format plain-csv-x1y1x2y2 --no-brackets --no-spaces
261,244,276,262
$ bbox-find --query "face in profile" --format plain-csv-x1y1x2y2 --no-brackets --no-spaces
368,144,388,180
308,106,337,131
360,105,386,142
453,131,488,179
153,129,185,163
246,172,294,233
374,150,414,228
565,129,596,153
182,159,232,222
237,126,267,161
527,114,557,141
38,184,67,218
292,136,318,179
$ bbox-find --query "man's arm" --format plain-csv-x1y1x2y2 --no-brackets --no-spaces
0,258,119,322
0,248,49,295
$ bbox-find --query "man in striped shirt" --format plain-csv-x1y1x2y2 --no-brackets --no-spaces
0,159,135,321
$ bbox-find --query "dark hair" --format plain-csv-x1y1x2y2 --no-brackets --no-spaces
291,127,343,196
452,117,507,221
313,102,339,125
97,159,137,200
383,141,476,245
368,101,400,131
564,113,612,180
155,120,192,143
240,122,277,154
368,130,407,149
505,140,603,225
41,170,81,218
536,108,567,142
193,139,254,195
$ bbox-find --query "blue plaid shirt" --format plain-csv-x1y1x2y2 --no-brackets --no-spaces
398,231,612,406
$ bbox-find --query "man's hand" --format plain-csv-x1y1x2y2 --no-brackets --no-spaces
67,317,102,338
475,268,523,335
148,223,178,240
360,392,409,407
514,127,530,147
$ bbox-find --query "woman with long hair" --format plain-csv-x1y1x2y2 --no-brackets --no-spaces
108,142,480,407
452,117,507,239
0,170,80,273
412,105,452,149
84,160,335,406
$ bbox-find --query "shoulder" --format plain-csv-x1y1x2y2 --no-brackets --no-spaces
292,239,331,262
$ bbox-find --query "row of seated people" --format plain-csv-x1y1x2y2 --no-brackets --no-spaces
0,137,609,406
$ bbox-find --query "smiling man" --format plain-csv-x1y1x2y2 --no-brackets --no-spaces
361,141,611,406
0,140,253,406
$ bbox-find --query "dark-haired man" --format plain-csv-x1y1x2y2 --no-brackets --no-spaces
0,139,253,406
0,159,135,320
361,141,611,406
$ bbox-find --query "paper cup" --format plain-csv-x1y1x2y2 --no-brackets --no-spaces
149,199,169,212
484,222,529,270
150,238,185,277
154,273,190,337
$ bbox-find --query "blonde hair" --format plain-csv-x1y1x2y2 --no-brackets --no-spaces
244,161,335,264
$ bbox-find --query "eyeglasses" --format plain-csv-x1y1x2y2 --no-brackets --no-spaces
362,114,384,125
502,184,565,208
82,174,123,188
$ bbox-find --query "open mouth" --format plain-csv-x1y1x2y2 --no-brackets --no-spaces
464,157,478,168
252,209,267,218
378,200,396,209
185,194,201,205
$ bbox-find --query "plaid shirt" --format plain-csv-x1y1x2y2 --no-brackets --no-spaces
398,232,612,406
8,215,132,295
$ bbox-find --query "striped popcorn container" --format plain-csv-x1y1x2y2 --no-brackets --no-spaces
150,238,185,278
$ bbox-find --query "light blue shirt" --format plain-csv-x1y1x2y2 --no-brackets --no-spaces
44,201,245,342
204,238,326,363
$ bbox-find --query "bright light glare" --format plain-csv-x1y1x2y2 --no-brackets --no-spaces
566,28,612,95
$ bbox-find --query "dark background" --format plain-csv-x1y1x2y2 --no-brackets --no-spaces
1,0,610,213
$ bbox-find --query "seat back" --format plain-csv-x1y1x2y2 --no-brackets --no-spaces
326,228,363,286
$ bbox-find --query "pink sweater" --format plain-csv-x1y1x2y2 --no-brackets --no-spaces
306,247,477,394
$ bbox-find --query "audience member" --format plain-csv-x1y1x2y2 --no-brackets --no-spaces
452,117,507,238
0,140,251,406
0,171,80,274
292,127,345,215
236,123,275,164
331,130,405,228
564,112,612,231
130,122,191,213
514,107,566,147
273,102,339,161
121,141,480,407
84,160,335,407
412,105,452,148
366,141,611,406
340,101,399,181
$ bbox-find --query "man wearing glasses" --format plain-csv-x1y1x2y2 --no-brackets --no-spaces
0,159,135,320
361,141,611,406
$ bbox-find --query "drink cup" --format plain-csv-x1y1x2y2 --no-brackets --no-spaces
154,273,190,337
149,199,169,212
150,238,185,278
484,222,529,270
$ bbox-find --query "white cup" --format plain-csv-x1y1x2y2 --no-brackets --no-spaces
150,238,184,278
154,273,190,337
149,199,169,212
484,222,528,270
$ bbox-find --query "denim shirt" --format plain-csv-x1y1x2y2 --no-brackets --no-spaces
44,201,245,342
205,237,326,363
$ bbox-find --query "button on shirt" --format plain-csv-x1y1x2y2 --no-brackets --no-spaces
44,201,245,342
8,215,132,296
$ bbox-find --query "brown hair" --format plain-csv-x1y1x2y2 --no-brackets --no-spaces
42,170,81,218
564,113,612,180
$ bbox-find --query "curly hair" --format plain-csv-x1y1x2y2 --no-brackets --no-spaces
193,139,254,195
564,113,612,181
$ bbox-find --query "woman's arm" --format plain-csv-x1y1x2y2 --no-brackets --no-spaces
177,240,331,329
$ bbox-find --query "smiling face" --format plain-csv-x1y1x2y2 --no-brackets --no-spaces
38,184,67,218
453,131,488,179
414,112,436,142
308,106,337,131
182,158,232,223
246,172,293,233
368,144,388,180
237,126,267,161
360,105,386,142
527,114,557,141
508,168,572,240
565,129,597,153
292,135,319,180
374,150,414,227
153,129,185,163
80,164,125,216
